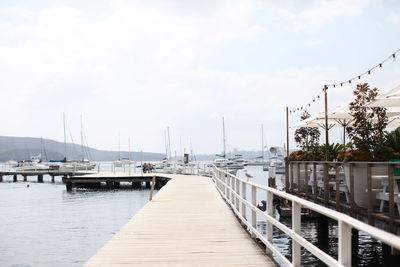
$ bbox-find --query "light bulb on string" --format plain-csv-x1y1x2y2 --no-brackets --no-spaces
348,80,352,88
393,54,396,62
333,84,336,91
358,76,361,83
379,63,383,72
340,83,343,88
368,71,371,79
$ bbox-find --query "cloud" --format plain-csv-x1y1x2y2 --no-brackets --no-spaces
387,13,400,24
308,39,324,46
275,0,374,30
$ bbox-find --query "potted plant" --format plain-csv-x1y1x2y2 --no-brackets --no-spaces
344,83,388,208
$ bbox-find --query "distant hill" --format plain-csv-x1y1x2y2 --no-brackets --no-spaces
0,136,165,162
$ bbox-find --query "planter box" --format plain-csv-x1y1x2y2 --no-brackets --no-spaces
344,164,385,209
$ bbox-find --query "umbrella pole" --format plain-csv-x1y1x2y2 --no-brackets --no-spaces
324,85,329,161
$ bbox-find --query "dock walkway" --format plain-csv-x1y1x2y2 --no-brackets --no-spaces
85,174,274,266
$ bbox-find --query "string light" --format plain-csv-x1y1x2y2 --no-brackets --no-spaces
289,48,399,114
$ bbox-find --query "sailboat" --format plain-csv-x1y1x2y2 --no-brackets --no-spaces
114,133,122,167
213,118,244,172
49,114,96,171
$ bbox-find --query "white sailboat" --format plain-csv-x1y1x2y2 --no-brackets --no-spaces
114,133,122,167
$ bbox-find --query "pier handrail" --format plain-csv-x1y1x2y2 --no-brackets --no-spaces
212,165,400,267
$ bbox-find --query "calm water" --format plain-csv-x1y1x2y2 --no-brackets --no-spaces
0,176,154,267
0,165,386,267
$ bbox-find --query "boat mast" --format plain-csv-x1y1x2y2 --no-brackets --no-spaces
164,129,169,162
80,115,84,160
190,138,194,162
118,132,121,160
261,124,264,163
167,126,172,161
222,117,226,159
63,112,67,159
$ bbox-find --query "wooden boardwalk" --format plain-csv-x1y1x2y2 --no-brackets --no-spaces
85,174,275,266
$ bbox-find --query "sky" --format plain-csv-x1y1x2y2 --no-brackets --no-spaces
0,0,400,155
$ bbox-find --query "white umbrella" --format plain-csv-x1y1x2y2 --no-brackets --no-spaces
291,111,338,129
386,116,400,128
366,84,400,108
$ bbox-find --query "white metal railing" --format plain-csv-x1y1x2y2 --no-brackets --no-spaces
93,161,212,177
212,165,400,267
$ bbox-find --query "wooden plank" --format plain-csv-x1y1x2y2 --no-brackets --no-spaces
85,174,274,266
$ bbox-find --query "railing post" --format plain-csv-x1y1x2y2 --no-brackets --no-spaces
313,162,317,203
388,163,395,233
231,176,236,205
292,201,301,267
236,178,240,211
290,162,294,192
350,163,355,216
335,163,340,211
297,162,301,194
227,174,231,201
225,174,229,198
305,163,309,198
251,185,257,237
266,190,273,255
324,162,329,206
338,220,352,266
241,181,246,220
285,162,289,192
367,163,373,225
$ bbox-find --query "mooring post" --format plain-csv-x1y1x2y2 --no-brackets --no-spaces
13,174,17,182
23,175,27,182
0,174,3,182
38,174,43,183
66,181,73,191
149,175,155,201
51,175,55,183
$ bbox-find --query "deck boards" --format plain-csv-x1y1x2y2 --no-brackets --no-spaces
84,174,275,266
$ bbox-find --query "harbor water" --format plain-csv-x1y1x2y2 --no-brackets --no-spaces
0,175,155,267
0,164,386,266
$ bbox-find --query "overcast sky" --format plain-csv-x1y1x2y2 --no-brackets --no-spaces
1,0,400,155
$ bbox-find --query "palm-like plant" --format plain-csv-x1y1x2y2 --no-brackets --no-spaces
385,127,400,153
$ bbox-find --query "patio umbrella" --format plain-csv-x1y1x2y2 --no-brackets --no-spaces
366,84,400,108
291,111,338,129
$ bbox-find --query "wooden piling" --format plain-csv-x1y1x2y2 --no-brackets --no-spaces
66,181,73,191
38,174,43,183
23,175,27,182
149,176,155,201
13,174,17,182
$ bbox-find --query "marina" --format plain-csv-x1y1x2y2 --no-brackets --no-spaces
2,1,400,266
